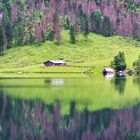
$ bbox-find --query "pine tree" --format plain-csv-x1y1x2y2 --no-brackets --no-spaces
0,24,4,55
79,11,89,38
13,25,19,46
13,22,24,46
101,16,113,37
111,52,127,71
5,19,13,49
64,17,70,30
69,25,76,44
90,11,103,34
83,14,89,38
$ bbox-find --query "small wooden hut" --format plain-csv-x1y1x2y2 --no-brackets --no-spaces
44,60,66,67
103,68,114,75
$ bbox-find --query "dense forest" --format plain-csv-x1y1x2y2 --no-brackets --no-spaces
0,0,140,54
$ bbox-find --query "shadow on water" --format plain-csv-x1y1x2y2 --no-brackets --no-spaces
133,76,140,91
0,92,140,140
111,76,127,94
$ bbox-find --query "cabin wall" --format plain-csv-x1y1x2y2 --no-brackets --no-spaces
44,61,65,67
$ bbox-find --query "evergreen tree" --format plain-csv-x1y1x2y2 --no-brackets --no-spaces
13,25,19,46
41,30,45,42
111,52,127,71
0,24,4,55
69,25,76,44
83,14,89,38
64,17,70,30
90,11,103,34
101,16,113,37
5,19,12,49
2,8,13,49
13,23,24,46
79,11,89,38
47,30,55,41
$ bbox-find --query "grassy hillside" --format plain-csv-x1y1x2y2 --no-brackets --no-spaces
0,30,140,75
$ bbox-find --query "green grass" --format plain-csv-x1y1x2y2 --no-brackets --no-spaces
0,30,140,76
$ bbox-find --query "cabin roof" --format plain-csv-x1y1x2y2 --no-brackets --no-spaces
46,60,66,64
104,68,114,72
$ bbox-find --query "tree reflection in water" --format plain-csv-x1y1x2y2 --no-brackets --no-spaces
0,93,140,140
133,77,140,91
112,76,127,94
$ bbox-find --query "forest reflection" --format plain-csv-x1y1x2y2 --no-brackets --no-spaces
0,93,140,140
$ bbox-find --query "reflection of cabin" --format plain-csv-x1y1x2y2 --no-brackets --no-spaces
44,60,66,67
45,78,65,86
103,68,114,75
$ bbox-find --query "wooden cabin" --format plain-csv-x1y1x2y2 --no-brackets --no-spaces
44,60,66,67
103,68,114,75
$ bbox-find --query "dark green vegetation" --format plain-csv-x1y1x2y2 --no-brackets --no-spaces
111,51,127,71
0,0,140,54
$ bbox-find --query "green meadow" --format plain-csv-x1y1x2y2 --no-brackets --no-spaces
0,30,140,76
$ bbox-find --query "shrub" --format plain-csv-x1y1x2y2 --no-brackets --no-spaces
111,52,127,71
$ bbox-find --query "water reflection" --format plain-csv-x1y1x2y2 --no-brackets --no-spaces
0,93,140,140
133,77,140,91
111,76,127,94
44,78,65,86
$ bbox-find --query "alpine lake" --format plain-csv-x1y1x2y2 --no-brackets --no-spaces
0,74,140,139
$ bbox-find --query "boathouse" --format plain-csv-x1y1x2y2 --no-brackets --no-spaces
103,68,114,75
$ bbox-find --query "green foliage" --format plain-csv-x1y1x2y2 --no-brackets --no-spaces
83,14,89,38
13,22,24,46
90,11,103,34
64,17,70,30
0,24,4,55
111,52,127,71
101,16,113,37
79,10,89,38
133,55,140,74
125,0,140,14
5,19,13,49
47,30,55,41
69,25,76,44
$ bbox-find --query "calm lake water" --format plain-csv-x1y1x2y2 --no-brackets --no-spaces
0,75,140,139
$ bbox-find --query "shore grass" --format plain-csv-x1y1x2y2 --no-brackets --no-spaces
0,30,140,76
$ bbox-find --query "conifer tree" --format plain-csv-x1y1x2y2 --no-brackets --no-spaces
101,16,113,37
83,14,89,38
5,18,12,49
0,24,4,55
69,25,76,44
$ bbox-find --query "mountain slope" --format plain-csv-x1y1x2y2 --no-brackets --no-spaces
0,31,140,74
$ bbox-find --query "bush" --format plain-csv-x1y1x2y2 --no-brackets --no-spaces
111,52,127,71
